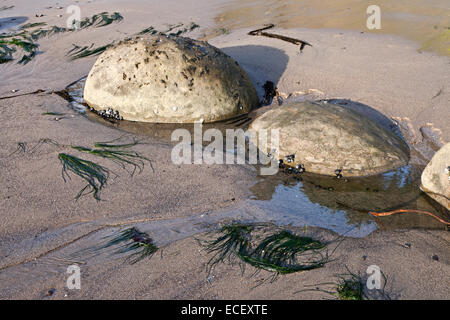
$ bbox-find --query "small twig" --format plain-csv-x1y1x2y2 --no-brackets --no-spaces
248,24,312,52
369,209,450,225
0,89,46,100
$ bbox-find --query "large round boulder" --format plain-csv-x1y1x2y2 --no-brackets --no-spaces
248,101,410,177
421,143,450,210
83,35,259,123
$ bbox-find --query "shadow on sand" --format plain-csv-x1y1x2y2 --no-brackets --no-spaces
221,44,289,97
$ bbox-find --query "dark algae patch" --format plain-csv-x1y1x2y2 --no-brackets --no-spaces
336,272,364,300
101,227,158,264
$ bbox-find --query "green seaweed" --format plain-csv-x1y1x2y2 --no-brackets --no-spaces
62,139,150,199
68,22,200,60
137,26,158,35
244,231,328,275
102,227,158,264
295,266,391,300
0,38,38,64
166,22,200,36
71,139,150,175
21,22,47,29
76,12,123,29
67,43,111,60
205,223,253,274
8,137,150,200
0,12,123,64
336,271,364,300
204,224,329,279
58,153,109,201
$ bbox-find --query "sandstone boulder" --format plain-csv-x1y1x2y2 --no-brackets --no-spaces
248,101,410,177
421,143,450,210
83,35,259,123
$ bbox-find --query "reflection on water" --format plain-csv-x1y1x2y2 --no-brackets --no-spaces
209,0,450,56
251,165,448,235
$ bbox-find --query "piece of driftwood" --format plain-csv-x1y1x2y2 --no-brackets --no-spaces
248,24,312,52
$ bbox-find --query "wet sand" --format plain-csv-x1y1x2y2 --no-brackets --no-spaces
211,0,450,56
0,0,449,299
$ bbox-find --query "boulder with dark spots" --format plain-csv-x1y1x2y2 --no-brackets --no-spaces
83,35,259,123
421,142,450,210
248,101,410,177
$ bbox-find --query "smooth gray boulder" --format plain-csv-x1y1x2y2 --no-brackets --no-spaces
83,35,259,123
248,101,410,177
421,143,450,209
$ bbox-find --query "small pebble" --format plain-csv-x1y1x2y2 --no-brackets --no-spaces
336,173,343,179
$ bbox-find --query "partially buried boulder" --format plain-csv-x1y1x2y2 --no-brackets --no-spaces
248,101,410,177
421,143,450,210
83,35,259,123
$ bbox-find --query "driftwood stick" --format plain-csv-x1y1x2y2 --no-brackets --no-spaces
248,24,312,51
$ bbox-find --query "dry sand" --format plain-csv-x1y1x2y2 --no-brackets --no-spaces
0,0,449,299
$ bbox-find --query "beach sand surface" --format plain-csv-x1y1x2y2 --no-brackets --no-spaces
0,0,449,299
